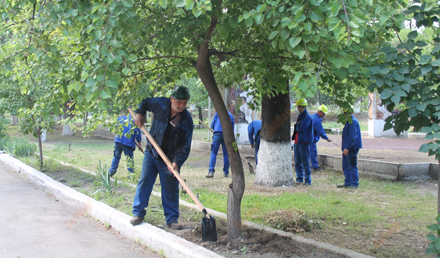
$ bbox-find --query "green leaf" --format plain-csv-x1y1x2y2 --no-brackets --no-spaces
245,17,253,27
254,14,264,25
280,28,290,41
419,55,432,65
98,101,107,111
407,30,418,39
86,77,97,89
192,7,202,18
432,59,440,67
421,65,433,75
99,88,112,99
175,0,186,7
419,143,430,153
391,95,400,104
328,17,341,31
432,44,440,54
307,42,319,52
289,37,302,49
159,0,167,9
376,77,384,87
298,79,308,92
380,89,393,99
416,102,428,111
269,31,279,40
408,108,418,117
401,83,411,92
310,11,322,22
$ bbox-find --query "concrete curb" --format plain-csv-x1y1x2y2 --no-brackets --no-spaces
0,154,223,258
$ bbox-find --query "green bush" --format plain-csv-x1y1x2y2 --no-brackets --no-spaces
426,215,440,257
3,137,37,157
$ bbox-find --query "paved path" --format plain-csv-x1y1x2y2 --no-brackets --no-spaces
0,161,159,258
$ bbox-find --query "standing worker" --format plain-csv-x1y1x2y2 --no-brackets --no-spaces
337,106,362,189
292,98,314,186
206,110,235,178
247,120,262,166
130,86,193,230
108,114,143,177
310,105,332,171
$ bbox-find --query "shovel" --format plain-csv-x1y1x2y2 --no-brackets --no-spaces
128,109,217,242
198,119,254,174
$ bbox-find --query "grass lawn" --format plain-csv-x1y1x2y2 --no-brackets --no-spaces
4,123,437,258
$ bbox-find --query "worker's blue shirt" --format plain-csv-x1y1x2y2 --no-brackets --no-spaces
136,97,193,168
114,115,142,149
342,115,363,150
248,120,262,145
293,109,314,144
311,113,329,143
211,111,234,133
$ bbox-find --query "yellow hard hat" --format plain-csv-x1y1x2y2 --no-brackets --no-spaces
318,105,328,114
296,98,308,107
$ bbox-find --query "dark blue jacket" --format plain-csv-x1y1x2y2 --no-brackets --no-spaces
292,109,314,144
342,115,363,150
136,97,193,168
211,111,234,133
248,120,262,145
311,113,329,143
114,115,142,149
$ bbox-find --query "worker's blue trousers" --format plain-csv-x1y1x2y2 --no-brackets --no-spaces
132,151,179,225
294,143,312,185
208,132,229,175
342,149,360,187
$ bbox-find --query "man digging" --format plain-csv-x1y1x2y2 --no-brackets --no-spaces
130,86,193,230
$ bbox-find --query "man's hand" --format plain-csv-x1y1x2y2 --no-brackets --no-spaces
134,113,143,128
327,139,332,142
343,149,349,156
167,162,179,176
251,144,255,149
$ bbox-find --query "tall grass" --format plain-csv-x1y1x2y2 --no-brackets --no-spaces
2,137,37,157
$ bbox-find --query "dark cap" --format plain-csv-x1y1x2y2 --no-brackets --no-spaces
171,86,190,100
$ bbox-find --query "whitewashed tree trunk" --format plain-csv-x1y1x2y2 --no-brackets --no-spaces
62,123,74,136
255,80,293,187
11,115,18,125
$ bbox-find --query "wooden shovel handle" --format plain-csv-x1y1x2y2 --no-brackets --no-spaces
198,118,251,165
129,108,208,216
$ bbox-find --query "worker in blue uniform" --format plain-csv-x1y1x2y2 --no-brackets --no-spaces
247,120,262,166
310,105,332,171
292,98,314,186
108,114,143,177
338,106,363,189
206,110,235,178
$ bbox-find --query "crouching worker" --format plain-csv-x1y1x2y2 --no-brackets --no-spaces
130,86,193,230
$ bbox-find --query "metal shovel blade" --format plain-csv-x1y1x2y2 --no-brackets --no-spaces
201,215,218,242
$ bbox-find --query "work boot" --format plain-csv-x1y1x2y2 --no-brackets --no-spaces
167,222,183,230
205,171,214,178
337,184,348,188
348,185,358,189
295,181,303,185
303,183,311,186
224,173,229,178
130,216,144,226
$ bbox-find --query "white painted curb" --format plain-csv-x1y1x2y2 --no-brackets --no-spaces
0,154,223,258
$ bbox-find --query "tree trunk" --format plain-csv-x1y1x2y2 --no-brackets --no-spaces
11,115,18,125
195,40,245,239
37,127,43,167
255,80,293,186
62,123,74,136
438,160,440,216
198,106,203,124
84,111,88,126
